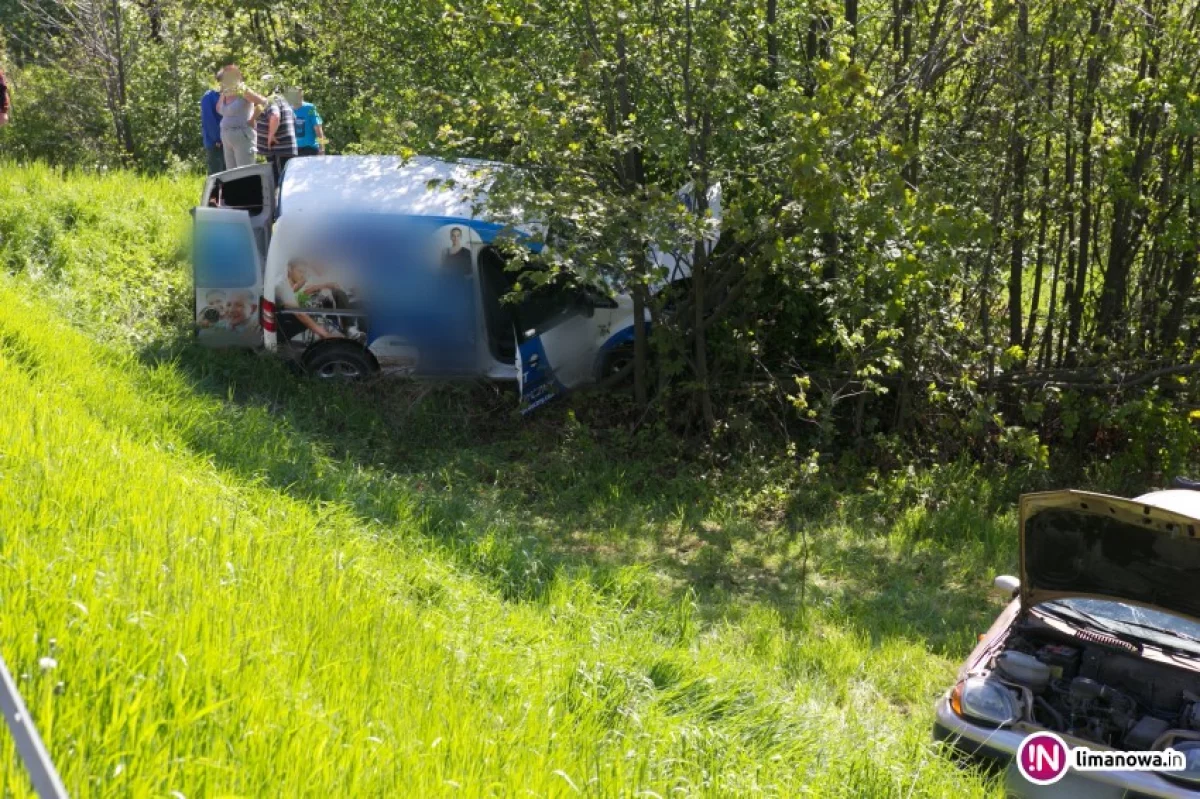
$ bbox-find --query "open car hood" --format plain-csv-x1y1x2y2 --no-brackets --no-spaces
1021,490,1200,623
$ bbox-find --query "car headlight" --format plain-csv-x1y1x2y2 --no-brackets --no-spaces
951,676,1021,727
1162,740,1200,787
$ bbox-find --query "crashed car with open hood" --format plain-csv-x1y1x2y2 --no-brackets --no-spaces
935,486,1200,797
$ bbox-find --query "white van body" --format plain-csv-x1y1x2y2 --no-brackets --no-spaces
192,155,718,410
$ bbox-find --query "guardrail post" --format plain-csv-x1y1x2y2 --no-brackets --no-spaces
0,654,69,799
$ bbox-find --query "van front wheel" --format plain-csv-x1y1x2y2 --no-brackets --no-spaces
302,342,376,381
596,344,636,387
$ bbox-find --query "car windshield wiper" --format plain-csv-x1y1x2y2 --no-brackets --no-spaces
1041,602,1200,654
1036,603,1145,649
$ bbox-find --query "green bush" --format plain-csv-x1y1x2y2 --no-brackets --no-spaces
0,162,197,343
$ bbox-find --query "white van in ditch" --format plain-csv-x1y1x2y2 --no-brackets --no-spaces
191,155,719,411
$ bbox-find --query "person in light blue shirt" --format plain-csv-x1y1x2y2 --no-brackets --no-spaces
200,69,224,174
285,87,325,156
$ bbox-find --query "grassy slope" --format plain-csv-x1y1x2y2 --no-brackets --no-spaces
0,163,1005,796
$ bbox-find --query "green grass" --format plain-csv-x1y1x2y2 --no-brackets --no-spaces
0,162,1010,796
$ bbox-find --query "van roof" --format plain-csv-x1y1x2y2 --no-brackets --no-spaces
278,155,519,224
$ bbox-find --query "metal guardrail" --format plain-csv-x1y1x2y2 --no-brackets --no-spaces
0,653,69,799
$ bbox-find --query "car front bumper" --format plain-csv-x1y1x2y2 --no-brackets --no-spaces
934,695,1197,798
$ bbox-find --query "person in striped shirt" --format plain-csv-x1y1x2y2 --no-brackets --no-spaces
255,93,298,180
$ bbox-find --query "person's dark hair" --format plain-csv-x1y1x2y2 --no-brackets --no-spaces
450,227,462,235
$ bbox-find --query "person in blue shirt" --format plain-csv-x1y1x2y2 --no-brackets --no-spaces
200,69,224,174
285,87,325,156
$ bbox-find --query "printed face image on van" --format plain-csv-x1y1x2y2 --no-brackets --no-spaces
197,289,259,333
436,224,481,277
193,213,263,348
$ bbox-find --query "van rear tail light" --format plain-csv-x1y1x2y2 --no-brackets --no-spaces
260,296,276,332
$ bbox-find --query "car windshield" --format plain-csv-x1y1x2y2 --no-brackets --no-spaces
1043,598,1200,649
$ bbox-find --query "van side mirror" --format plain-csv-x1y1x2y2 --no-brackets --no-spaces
993,575,1020,598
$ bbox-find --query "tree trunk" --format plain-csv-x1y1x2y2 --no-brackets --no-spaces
1096,1,1160,348
632,284,650,407
845,0,859,44
109,0,135,160
1057,72,1077,367
1039,222,1067,369
1007,0,1029,350
615,28,649,406
982,133,1008,385
1162,136,1197,346
691,110,716,433
1023,43,1056,361
765,0,779,87
1066,5,1105,366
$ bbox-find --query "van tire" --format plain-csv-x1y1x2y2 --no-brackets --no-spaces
302,341,376,381
596,344,635,387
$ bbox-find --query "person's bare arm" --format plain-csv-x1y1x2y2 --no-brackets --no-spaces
0,112,8,128
314,124,325,153
266,109,280,147
304,281,340,293
241,87,268,105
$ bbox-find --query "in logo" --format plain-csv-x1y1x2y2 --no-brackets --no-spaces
1017,732,1070,785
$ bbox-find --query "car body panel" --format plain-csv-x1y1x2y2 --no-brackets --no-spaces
192,206,263,348
202,163,275,231
647,181,723,287
263,213,501,376
1020,490,1200,623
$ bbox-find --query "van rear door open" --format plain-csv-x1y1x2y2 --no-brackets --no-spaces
200,164,275,257
192,207,265,348
194,165,274,348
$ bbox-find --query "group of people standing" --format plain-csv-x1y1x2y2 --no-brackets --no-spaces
200,65,325,177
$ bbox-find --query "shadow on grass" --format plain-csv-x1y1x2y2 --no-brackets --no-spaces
139,337,1014,657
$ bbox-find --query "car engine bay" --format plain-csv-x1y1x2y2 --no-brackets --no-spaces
989,618,1200,751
